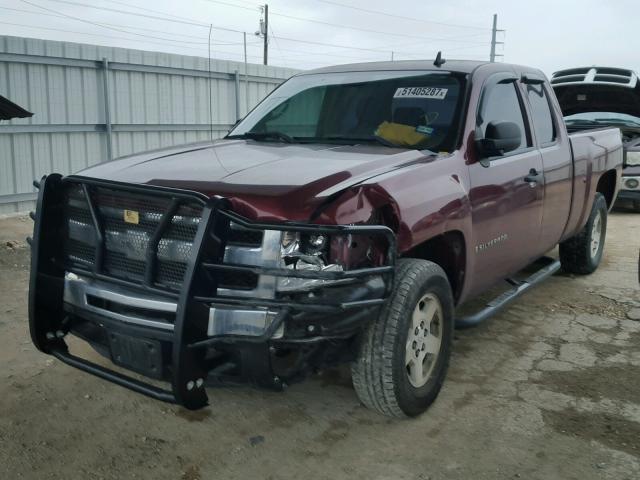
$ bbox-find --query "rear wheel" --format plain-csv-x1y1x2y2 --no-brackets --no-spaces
559,193,608,274
351,259,454,417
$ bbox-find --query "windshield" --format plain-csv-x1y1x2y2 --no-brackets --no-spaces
227,70,466,151
564,111,640,127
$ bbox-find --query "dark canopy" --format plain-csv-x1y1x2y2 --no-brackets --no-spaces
0,95,33,120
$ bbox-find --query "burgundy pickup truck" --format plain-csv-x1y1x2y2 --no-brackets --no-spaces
29,58,622,417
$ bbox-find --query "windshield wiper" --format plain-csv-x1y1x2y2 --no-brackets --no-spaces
323,135,392,147
300,135,403,147
564,119,602,125
325,136,436,152
229,131,294,143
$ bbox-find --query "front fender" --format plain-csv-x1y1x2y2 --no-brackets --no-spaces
315,161,472,254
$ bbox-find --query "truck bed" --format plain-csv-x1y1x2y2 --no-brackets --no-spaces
564,127,622,239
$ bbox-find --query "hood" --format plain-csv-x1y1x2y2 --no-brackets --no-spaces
551,67,640,117
77,140,432,221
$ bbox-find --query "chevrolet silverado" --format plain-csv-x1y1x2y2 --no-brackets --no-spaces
29,58,622,417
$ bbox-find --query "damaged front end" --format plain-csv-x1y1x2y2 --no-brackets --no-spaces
29,174,395,409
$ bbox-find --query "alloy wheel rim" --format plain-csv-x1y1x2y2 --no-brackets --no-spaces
590,211,603,258
405,293,443,388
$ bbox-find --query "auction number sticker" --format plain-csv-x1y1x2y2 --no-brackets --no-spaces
394,87,448,100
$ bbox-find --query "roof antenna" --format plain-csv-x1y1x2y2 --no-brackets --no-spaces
434,51,446,67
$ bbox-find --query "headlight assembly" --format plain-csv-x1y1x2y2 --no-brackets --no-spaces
625,151,640,166
624,177,639,190
277,231,344,292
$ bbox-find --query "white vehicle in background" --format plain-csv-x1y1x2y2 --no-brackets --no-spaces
552,66,640,211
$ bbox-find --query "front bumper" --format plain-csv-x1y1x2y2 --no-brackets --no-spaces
617,189,640,202
616,175,640,203
29,174,395,409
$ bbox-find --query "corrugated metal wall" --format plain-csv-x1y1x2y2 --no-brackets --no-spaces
0,35,298,214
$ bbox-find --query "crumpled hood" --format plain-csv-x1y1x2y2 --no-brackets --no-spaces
77,139,432,221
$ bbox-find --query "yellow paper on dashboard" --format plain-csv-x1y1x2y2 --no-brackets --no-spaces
375,121,428,148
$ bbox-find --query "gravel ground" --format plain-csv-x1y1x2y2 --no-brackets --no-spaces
0,209,638,480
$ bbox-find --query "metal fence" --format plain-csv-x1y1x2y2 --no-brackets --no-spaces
0,35,298,214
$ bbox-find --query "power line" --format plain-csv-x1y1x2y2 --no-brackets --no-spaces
270,34,389,53
18,0,218,43
257,44,382,61
0,6,232,45
99,0,214,26
202,0,490,44
268,24,283,59
263,25,370,67
34,0,240,31
314,0,491,31
25,0,402,55
1,6,257,45
208,0,491,33
8,0,490,66
380,31,490,51
0,18,338,66
0,20,211,51
200,0,258,12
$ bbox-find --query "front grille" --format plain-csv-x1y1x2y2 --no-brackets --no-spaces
551,67,636,87
218,270,259,290
62,183,203,291
593,74,630,84
227,227,263,247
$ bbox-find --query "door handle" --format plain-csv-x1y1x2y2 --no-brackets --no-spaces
524,168,542,184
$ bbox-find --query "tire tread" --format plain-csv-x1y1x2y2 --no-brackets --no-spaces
559,193,607,275
351,259,452,417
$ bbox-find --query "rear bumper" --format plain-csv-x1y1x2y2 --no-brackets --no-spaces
29,174,395,409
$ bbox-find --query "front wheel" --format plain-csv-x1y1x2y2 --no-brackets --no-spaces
559,192,608,274
351,259,454,417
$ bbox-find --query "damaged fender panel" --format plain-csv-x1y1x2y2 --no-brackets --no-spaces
313,157,473,299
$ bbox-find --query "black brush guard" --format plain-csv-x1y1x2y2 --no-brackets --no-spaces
29,174,396,409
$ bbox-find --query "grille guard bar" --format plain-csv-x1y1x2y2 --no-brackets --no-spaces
29,174,397,409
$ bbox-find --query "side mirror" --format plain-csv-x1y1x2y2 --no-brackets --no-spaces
475,121,522,160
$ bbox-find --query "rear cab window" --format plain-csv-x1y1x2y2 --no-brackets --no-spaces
525,83,557,146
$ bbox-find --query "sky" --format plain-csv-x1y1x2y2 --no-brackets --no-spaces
1,0,638,77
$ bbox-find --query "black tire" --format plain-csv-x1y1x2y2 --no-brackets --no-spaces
633,200,640,213
559,192,608,274
351,259,454,417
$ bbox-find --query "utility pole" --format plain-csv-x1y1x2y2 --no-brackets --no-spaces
489,13,504,62
255,5,268,65
243,31,248,115
262,4,269,66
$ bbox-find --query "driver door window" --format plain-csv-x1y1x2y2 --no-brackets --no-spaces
477,82,530,153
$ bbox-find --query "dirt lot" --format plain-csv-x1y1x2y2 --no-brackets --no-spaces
0,209,639,480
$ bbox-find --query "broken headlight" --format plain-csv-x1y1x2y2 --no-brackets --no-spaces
277,232,344,292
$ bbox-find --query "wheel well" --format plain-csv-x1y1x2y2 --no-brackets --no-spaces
596,169,617,208
403,231,466,303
